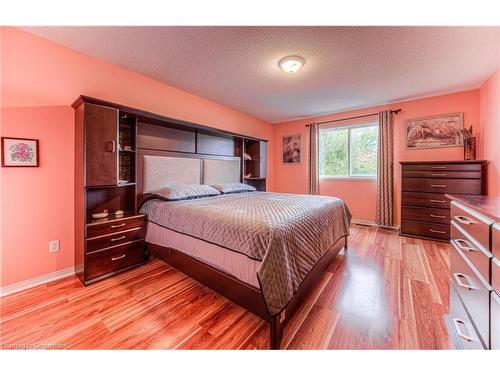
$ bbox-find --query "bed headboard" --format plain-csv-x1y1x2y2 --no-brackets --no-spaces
202,158,240,185
142,155,202,194
138,151,241,201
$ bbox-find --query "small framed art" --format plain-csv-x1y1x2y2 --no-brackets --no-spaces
1,137,39,167
282,134,301,163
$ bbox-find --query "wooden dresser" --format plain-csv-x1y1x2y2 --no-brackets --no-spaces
400,160,486,242
446,194,500,350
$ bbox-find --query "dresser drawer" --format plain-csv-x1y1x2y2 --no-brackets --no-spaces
451,201,493,251
450,241,491,346
402,163,482,172
449,285,485,349
402,178,482,194
402,206,450,224
493,223,500,259
402,170,482,179
86,226,146,253
401,192,450,209
451,221,491,282
86,215,145,238
401,219,449,240
493,257,500,294
86,240,147,280
491,291,500,350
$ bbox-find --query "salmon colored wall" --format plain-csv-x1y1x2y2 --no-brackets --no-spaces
273,90,481,224
480,68,500,196
1,107,75,287
0,27,274,288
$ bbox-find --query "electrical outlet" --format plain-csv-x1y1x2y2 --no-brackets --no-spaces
49,240,60,253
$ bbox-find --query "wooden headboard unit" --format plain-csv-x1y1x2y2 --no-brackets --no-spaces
71,95,268,210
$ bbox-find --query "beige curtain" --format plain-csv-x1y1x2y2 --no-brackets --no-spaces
375,111,394,227
308,123,319,195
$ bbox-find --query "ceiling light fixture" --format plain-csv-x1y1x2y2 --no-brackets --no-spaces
279,55,305,74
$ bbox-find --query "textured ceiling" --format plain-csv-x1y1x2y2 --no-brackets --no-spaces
23,26,500,123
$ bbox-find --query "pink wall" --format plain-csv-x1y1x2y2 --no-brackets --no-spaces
480,68,500,196
1,107,75,286
273,90,481,224
0,27,274,288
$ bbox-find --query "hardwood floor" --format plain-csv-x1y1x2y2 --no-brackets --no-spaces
0,224,452,349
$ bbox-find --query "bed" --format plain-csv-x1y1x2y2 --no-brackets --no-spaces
138,153,351,349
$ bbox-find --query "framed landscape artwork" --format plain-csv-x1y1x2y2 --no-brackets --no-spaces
282,134,301,163
405,113,463,150
1,137,39,167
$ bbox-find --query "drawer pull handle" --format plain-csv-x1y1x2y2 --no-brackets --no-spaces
429,229,446,234
431,166,447,169
454,239,478,252
110,223,126,229
430,184,447,188
454,215,475,225
452,318,475,342
430,214,446,219
111,254,126,261
110,235,126,242
431,173,446,176
430,199,447,203
453,272,476,290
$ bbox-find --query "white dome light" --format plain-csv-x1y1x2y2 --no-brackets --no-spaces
279,55,305,74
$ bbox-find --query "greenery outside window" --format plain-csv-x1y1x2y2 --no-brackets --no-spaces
319,122,378,179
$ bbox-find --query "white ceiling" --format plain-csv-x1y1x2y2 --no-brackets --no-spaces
23,26,500,123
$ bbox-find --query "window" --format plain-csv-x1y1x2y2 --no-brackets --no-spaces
319,123,378,178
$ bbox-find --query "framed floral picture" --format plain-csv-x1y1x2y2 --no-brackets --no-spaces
405,113,463,150
1,137,39,167
282,134,302,163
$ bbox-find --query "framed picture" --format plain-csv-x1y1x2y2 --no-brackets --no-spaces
282,134,301,163
1,137,39,167
405,113,463,150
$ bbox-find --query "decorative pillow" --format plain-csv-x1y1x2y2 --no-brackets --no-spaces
153,184,220,201
210,183,257,194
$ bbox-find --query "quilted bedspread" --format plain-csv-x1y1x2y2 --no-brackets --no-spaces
140,192,351,316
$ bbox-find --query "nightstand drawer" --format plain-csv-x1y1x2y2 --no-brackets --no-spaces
402,206,450,224
402,178,482,194
451,201,493,251
450,241,491,346
86,240,146,280
86,215,145,238
86,226,145,253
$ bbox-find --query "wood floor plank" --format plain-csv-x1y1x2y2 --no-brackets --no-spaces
0,225,452,350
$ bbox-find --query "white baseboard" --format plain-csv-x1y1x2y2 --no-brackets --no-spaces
0,266,75,298
351,219,399,230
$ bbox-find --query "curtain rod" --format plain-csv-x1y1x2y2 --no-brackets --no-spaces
305,109,401,127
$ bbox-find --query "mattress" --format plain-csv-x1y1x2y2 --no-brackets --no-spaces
145,221,261,287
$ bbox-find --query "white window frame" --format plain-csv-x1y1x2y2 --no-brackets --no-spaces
319,121,378,181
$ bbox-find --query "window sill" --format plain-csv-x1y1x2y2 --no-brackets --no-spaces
320,176,377,182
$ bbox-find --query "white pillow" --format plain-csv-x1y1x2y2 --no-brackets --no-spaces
210,183,257,194
153,184,220,201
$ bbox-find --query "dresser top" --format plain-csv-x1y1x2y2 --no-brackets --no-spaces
446,194,500,222
399,160,487,165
